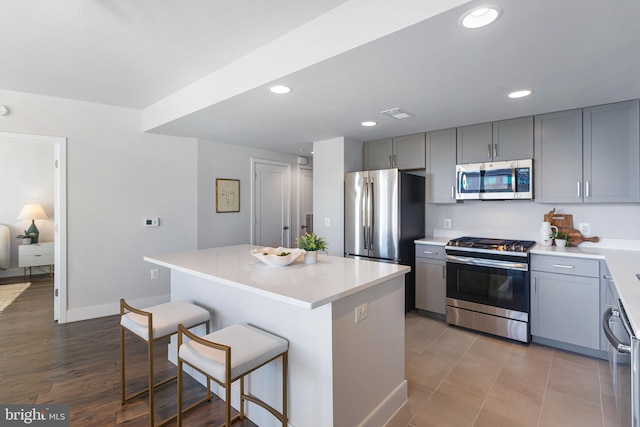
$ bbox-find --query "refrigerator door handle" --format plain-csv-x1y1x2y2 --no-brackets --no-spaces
369,178,374,250
363,177,369,249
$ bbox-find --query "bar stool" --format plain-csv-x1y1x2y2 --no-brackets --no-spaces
177,323,288,426
120,299,211,427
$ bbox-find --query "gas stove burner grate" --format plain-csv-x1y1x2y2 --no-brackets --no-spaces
446,236,536,253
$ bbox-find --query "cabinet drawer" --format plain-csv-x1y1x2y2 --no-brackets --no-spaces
18,242,54,256
531,255,599,277
415,245,446,260
19,254,54,267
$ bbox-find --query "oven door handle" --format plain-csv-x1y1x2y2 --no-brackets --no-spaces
602,307,631,354
446,254,528,271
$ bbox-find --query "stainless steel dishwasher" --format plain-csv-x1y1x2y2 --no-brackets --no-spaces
602,278,640,427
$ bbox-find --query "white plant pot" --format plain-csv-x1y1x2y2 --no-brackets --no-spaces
554,239,567,249
304,251,318,264
21,238,31,245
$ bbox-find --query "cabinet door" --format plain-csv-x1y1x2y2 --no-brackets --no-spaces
415,258,446,314
426,128,457,203
534,109,583,203
583,100,640,203
531,271,600,349
492,116,534,161
363,138,393,170
456,122,493,164
393,133,425,170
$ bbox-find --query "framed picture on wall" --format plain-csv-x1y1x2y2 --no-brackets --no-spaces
216,178,240,213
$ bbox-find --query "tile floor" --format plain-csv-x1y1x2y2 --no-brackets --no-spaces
385,312,616,427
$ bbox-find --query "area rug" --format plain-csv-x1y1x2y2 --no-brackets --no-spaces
0,282,30,313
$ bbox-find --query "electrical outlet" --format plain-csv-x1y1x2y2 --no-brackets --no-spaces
150,268,159,280
324,217,331,227
443,218,452,229
355,303,368,323
579,222,591,236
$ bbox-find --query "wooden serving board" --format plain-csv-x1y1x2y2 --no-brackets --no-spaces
543,208,599,247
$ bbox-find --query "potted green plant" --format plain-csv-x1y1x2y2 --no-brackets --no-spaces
15,231,36,245
552,230,569,248
295,232,327,264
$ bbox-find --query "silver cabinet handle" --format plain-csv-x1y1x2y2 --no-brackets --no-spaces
577,182,581,198
423,251,434,254
487,144,492,158
493,144,498,158
393,154,397,167
585,181,590,198
451,186,455,199
552,264,574,269
442,265,446,279
388,155,393,168
532,277,536,293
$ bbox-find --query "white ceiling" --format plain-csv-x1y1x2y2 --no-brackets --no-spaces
2,0,639,155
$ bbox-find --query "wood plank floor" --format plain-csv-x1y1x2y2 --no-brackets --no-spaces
0,276,257,426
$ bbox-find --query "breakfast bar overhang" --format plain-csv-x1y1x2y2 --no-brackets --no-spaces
144,244,410,427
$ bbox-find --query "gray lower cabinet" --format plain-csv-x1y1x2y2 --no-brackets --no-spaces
415,245,446,315
535,100,640,203
363,133,425,170
530,255,600,350
426,128,457,203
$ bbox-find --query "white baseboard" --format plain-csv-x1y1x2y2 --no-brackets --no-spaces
65,294,170,322
360,380,408,427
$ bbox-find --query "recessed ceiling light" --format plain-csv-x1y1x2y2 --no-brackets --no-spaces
508,90,532,99
460,6,501,29
361,121,377,127
269,85,292,94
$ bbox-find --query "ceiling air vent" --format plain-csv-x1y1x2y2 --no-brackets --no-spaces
380,107,414,120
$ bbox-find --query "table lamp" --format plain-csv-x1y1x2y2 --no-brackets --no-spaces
17,204,48,244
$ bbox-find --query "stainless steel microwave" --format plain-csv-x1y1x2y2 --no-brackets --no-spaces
456,159,533,200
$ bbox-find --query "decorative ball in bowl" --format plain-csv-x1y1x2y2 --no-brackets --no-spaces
250,247,305,267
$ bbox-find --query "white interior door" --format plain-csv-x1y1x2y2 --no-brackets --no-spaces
297,166,313,240
253,160,291,247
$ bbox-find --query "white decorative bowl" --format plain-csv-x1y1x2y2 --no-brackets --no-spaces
251,247,305,267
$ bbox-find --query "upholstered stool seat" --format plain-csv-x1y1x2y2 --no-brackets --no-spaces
177,323,288,426
120,299,210,427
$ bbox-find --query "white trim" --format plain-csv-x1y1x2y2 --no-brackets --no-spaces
0,131,67,323
66,294,170,323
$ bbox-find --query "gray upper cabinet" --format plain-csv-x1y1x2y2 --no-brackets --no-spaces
363,138,393,170
536,101,640,203
457,117,533,164
426,128,457,203
534,109,584,203
583,100,640,203
363,133,425,170
492,116,534,161
456,122,492,164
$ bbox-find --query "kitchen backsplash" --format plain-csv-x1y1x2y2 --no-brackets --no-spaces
426,201,640,249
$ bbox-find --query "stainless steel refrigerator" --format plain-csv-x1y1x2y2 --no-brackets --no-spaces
344,168,425,312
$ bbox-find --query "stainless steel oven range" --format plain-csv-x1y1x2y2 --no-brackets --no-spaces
445,236,536,343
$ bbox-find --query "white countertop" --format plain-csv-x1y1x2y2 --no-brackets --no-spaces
414,236,640,336
145,244,410,310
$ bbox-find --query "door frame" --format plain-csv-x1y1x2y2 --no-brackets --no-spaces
0,131,67,323
296,165,313,242
250,158,291,246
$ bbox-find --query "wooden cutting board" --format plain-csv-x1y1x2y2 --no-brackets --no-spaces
543,208,599,246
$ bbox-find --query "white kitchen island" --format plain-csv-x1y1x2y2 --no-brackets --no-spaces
144,244,410,427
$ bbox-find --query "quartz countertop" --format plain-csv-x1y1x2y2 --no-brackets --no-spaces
145,244,410,310
414,237,450,246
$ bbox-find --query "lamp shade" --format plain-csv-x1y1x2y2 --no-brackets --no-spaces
17,204,48,221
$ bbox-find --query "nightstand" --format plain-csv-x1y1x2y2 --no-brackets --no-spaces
19,241,54,280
